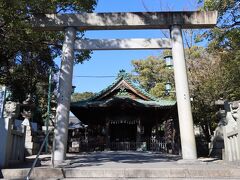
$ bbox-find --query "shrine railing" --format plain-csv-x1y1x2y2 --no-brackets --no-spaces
110,142,138,151
71,140,168,152
110,140,167,152
150,139,167,152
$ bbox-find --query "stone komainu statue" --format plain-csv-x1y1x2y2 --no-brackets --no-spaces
223,101,240,161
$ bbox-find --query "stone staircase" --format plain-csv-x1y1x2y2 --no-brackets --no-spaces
1,165,240,179
63,166,240,179
1,152,240,179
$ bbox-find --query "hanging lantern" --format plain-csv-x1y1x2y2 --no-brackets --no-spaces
165,81,172,96
164,55,173,68
165,81,172,91
71,85,76,94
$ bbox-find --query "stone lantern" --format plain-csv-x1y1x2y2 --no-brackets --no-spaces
21,94,35,126
21,94,38,155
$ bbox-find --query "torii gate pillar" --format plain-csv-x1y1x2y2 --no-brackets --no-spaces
171,25,197,160
31,11,217,164
53,27,76,165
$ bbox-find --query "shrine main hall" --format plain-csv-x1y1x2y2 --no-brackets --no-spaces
70,71,179,153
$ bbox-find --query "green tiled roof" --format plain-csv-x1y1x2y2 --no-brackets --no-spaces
83,70,157,101
71,97,176,108
120,72,158,101
72,70,176,108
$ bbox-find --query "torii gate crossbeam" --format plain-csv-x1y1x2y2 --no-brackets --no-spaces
31,11,217,165
74,38,172,50
31,11,217,30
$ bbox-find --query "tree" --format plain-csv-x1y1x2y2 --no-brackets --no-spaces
131,1,239,143
0,0,97,124
186,46,222,140
131,44,239,142
131,54,175,100
0,0,97,83
198,0,240,101
201,0,239,28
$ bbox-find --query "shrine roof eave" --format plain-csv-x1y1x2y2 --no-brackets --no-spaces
70,97,176,109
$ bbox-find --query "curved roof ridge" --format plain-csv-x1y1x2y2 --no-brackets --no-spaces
73,71,125,103
71,70,174,104
90,70,157,101
123,77,157,101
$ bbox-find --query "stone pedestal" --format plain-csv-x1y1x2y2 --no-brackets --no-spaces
209,109,225,159
68,141,80,153
0,117,12,168
21,95,37,155
0,101,20,168
23,123,39,155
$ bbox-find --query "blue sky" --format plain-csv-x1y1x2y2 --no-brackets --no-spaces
58,0,203,93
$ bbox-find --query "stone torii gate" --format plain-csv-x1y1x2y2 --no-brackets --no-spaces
31,11,217,165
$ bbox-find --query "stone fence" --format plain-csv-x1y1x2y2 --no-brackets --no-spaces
8,125,26,165
0,101,25,167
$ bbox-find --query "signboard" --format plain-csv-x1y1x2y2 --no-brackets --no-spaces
0,86,6,118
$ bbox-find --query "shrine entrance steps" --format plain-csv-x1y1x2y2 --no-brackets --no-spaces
1,151,240,179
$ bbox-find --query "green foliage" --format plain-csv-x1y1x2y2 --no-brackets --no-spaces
187,45,240,141
71,92,95,102
131,44,239,142
202,0,237,16
189,0,240,141
199,0,240,101
149,82,166,98
201,0,239,47
187,47,222,138
131,54,175,99
130,1,239,142
0,0,97,124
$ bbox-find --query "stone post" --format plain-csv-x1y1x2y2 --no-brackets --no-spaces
22,110,35,155
53,27,76,165
170,25,197,160
0,101,20,168
21,95,37,155
0,117,12,168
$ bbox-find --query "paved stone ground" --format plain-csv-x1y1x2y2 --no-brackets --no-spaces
2,151,240,179
35,151,233,169
60,151,182,168
7,151,235,169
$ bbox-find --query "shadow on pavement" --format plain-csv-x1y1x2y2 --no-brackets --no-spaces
61,151,182,168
